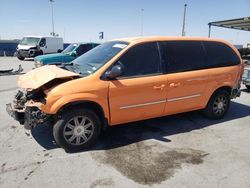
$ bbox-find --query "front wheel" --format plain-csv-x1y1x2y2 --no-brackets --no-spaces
35,50,43,57
53,109,101,152
203,90,230,119
17,55,25,60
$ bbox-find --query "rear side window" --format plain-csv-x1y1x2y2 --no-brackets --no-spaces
117,42,162,78
203,41,240,68
160,41,206,73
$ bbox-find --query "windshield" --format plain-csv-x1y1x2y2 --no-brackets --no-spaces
71,41,129,75
20,37,40,46
62,43,78,54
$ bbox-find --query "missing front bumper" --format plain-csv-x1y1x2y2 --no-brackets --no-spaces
6,103,25,124
6,103,50,130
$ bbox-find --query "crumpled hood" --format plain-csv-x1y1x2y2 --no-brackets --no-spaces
18,65,79,90
35,53,74,65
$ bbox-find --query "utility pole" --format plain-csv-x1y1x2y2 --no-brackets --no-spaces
208,23,211,38
50,0,55,36
141,8,144,36
181,4,187,36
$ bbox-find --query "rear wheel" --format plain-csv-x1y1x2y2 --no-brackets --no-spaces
53,109,101,152
203,90,230,119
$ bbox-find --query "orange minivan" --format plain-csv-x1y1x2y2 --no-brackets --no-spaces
7,36,243,151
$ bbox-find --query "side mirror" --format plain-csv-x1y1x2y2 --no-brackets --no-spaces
105,65,123,79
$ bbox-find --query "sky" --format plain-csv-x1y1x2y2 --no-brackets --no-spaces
0,0,249,45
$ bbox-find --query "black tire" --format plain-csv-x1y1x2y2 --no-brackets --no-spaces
53,109,101,152
203,89,230,119
35,50,43,57
17,55,25,60
246,85,250,90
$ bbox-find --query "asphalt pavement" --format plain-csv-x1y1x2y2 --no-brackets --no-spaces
0,57,250,188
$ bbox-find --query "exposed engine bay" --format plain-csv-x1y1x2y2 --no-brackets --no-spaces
6,65,80,129
7,89,50,129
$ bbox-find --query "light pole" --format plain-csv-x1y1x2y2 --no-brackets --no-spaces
181,4,187,36
141,8,144,36
50,0,55,36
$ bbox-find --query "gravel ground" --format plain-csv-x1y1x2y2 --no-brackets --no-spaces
0,57,250,188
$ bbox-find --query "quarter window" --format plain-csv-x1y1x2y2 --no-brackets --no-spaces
117,42,162,78
161,41,206,73
203,41,240,67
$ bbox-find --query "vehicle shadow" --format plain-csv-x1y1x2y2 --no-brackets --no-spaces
241,88,250,93
31,101,250,152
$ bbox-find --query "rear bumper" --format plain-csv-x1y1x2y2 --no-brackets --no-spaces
6,103,50,129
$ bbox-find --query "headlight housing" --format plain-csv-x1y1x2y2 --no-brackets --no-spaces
34,60,43,68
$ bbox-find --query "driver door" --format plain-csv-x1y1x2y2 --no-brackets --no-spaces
108,42,168,125
39,38,49,54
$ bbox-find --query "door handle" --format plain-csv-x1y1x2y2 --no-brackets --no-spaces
169,82,181,87
153,84,165,90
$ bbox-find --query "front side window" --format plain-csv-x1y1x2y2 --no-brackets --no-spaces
39,38,46,47
161,41,206,73
203,41,240,67
116,42,162,78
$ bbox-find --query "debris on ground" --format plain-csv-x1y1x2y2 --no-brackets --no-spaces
0,64,23,76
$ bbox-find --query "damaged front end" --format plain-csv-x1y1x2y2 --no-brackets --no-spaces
6,90,51,130
6,65,80,130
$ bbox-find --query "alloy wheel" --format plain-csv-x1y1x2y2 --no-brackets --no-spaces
63,116,94,145
212,95,228,115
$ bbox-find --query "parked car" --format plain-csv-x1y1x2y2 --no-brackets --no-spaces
34,43,99,68
17,36,63,60
6,37,243,151
242,55,250,90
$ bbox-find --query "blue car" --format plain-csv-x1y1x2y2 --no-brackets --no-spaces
34,42,99,68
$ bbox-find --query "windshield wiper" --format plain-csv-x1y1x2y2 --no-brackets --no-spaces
58,62,82,74
85,63,96,69
58,62,73,69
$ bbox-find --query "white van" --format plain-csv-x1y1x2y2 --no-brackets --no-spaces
16,36,63,60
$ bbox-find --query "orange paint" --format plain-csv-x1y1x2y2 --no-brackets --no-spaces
19,36,243,126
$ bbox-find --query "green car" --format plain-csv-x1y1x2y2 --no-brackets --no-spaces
34,42,99,68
